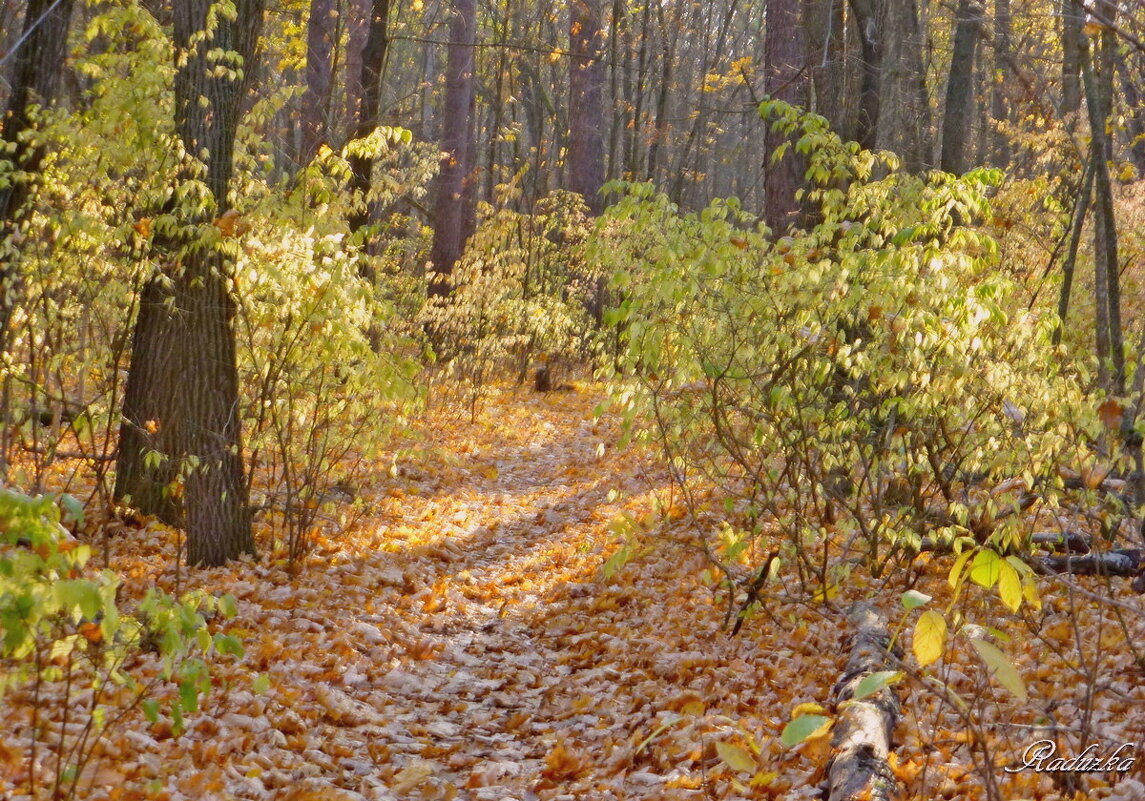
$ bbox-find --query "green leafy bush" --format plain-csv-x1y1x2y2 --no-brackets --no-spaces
595,101,1087,592
422,187,601,411
1,488,242,798
233,128,426,566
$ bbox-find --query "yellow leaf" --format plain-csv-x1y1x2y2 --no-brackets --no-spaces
969,638,1027,702
392,761,435,794
913,610,947,667
750,770,779,787
791,701,826,718
997,561,1022,612
716,741,758,773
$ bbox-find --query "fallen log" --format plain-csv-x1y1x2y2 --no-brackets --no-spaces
917,529,1090,556
826,603,901,801
1032,549,1143,578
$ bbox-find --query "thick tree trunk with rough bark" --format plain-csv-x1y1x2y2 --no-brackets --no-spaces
940,0,982,173
569,0,606,215
0,0,77,356
764,0,807,234
429,0,477,298
300,0,336,164
115,276,182,525
117,0,264,566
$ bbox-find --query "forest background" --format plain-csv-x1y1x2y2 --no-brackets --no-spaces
1,0,1145,799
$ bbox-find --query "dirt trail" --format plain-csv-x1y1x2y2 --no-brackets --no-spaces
7,387,844,801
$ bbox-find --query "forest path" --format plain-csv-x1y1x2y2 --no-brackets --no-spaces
105,386,845,801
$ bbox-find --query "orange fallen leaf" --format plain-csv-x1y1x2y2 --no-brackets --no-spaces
542,741,588,780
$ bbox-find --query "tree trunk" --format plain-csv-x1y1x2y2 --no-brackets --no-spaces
428,0,477,298
1081,16,1123,394
115,276,182,525
874,0,927,170
803,0,849,138
991,0,1012,166
344,0,371,133
848,0,881,150
645,2,674,183
606,0,625,182
626,0,653,179
1118,54,1145,176
940,0,982,173
569,0,606,215
117,0,264,566
0,0,77,357
346,0,392,282
826,603,901,801
764,0,808,233
1061,0,1082,115
300,0,337,164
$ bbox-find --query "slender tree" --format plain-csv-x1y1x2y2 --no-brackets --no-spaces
429,0,477,298
1061,0,1082,115
991,0,1012,166
300,0,337,164
569,0,606,215
1080,9,1123,393
764,0,807,233
0,0,77,357
941,0,982,173
346,0,393,281
849,0,881,150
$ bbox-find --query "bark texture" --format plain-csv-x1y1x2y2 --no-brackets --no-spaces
764,0,808,234
300,0,337,163
569,0,606,215
803,0,850,138
1061,0,1082,115
940,0,982,173
991,0,1012,165
429,0,477,298
346,0,392,281
874,0,928,170
826,603,901,801
117,0,265,566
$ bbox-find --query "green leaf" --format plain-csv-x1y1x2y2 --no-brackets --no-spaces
56,580,103,622
178,680,199,714
252,673,271,695
58,494,85,528
142,699,160,724
213,633,244,658
969,638,1027,702
716,742,758,773
218,594,238,618
781,715,831,747
900,590,931,610
853,670,903,700
913,610,947,667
